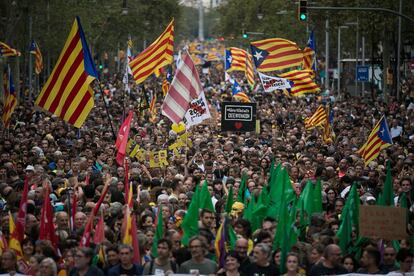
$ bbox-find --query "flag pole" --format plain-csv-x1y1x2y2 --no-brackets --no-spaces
96,81,117,141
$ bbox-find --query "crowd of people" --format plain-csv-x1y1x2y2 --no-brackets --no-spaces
1,39,414,276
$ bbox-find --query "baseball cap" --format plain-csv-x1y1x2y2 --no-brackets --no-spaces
25,165,35,172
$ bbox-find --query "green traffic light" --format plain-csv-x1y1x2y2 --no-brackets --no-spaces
242,34,248,39
300,13,307,21
99,65,103,69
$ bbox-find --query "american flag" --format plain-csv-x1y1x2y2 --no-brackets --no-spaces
161,53,202,123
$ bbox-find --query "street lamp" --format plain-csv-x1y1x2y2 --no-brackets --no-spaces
337,25,349,99
345,22,359,97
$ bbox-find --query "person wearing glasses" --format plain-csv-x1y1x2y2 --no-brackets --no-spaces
68,247,104,276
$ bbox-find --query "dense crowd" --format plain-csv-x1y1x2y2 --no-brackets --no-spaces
1,41,414,276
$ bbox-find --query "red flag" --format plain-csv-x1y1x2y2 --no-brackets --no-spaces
115,111,134,166
16,177,29,240
71,192,77,231
93,213,105,244
80,180,109,247
39,187,58,249
131,215,141,264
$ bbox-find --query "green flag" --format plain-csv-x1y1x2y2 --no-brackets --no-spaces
225,186,234,214
252,189,268,232
181,186,200,246
312,179,323,213
151,208,164,257
336,184,360,254
266,168,295,219
243,195,254,222
237,173,248,203
273,196,298,274
199,180,215,212
381,161,394,206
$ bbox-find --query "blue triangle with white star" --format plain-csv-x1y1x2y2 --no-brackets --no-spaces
232,79,242,95
225,50,232,70
250,45,269,68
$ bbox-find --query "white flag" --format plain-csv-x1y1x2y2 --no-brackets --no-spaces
258,72,292,92
183,91,211,129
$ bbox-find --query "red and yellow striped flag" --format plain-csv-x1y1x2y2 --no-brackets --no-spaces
278,69,320,97
226,47,249,72
35,17,97,128
302,47,315,72
30,40,43,75
233,92,251,103
250,38,303,72
9,212,23,259
2,68,17,127
246,54,255,88
304,105,327,130
129,19,174,84
357,116,393,166
0,42,21,57
226,47,255,88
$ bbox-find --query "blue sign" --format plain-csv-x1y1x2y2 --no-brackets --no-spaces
357,66,369,82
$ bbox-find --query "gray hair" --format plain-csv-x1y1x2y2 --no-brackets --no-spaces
41,257,57,276
255,243,271,258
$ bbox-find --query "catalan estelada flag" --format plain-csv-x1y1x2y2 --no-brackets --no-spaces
0,42,21,57
303,31,317,72
29,40,43,74
35,17,97,128
225,48,255,88
278,69,320,97
322,106,335,144
250,38,303,72
129,19,174,84
357,116,393,166
304,105,327,130
2,68,17,127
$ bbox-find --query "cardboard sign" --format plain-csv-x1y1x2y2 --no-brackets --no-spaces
359,205,407,240
221,102,257,132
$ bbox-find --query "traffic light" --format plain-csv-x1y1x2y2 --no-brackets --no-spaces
99,64,103,70
242,30,248,39
298,0,308,21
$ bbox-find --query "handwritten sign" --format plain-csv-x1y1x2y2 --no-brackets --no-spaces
359,205,407,240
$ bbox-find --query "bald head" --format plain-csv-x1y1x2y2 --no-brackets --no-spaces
235,238,249,259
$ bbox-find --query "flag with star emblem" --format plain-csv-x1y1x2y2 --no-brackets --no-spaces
250,38,303,72
303,31,317,72
278,69,320,96
29,40,43,74
225,48,255,88
357,116,393,166
230,78,250,103
2,67,17,128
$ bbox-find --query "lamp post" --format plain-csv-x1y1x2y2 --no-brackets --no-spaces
337,25,349,99
344,22,358,97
